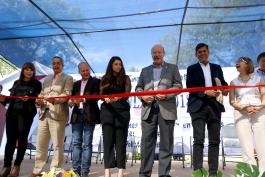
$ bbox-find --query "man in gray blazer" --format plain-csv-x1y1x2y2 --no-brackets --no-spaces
29,56,73,177
136,44,182,177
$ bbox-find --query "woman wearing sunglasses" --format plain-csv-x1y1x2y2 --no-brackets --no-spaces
229,57,265,175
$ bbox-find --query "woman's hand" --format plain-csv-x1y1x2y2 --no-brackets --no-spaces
20,95,29,101
104,98,112,104
104,97,121,103
0,94,5,102
252,105,263,112
112,97,121,102
243,106,255,115
243,105,263,116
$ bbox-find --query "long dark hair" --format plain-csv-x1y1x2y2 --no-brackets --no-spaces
18,62,36,82
101,56,126,87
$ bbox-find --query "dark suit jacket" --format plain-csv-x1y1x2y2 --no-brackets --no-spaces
70,77,100,124
186,63,228,113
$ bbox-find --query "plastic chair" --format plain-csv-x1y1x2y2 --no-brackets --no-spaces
221,123,241,169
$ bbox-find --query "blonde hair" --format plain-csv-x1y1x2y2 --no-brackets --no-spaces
237,57,254,74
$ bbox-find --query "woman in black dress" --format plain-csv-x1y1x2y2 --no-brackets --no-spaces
100,56,131,177
0,62,42,177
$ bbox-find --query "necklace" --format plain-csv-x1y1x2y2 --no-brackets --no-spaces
240,76,250,83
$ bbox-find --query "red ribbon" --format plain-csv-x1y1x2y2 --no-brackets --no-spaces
0,85,265,100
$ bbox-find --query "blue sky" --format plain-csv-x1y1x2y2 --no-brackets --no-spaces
1,1,265,73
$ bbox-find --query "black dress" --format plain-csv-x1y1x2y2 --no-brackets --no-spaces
100,75,131,169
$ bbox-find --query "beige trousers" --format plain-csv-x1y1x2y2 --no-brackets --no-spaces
234,109,265,175
33,116,66,174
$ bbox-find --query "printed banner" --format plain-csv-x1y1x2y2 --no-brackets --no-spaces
0,67,239,156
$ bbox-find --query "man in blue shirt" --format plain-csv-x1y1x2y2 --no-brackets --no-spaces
256,52,265,82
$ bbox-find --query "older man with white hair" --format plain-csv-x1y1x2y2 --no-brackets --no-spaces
136,44,182,177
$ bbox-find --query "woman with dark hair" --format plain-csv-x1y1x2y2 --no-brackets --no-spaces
230,57,265,175
100,56,131,177
0,62,42,177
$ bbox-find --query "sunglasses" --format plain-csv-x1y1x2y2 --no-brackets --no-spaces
236,57,248,65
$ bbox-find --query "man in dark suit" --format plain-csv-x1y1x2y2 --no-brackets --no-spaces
136,44,182,177
68,62,100,177
186,43,228,176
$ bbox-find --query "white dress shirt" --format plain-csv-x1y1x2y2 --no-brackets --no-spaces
79,80,88,109
199,62,212,87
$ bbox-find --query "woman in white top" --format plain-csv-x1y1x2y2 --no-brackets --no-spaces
230,57,265,175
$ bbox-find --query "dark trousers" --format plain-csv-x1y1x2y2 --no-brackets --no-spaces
139,105,175,177
4,112,33,167
190,105,221,176
100,105,130,169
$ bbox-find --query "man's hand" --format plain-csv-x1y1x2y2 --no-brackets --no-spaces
36,99,45,106
142,96,155,104
155,94,166,101
68,99,75,107
205,90,217,97
46,97,55,104
222,89,229,96
73,98,82,105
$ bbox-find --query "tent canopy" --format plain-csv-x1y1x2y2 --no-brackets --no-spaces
1,0,265,74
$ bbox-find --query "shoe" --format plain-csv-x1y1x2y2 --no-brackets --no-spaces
0,167,11,177
117,169,123,177
81,173,88,177
104,169,111,177
7,166,20,177
28,173,42,177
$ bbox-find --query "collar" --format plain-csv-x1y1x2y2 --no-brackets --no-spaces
53,72,63,80
257,68,265,74
199,62,210,67
81,80,88,84
152,61,165,68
